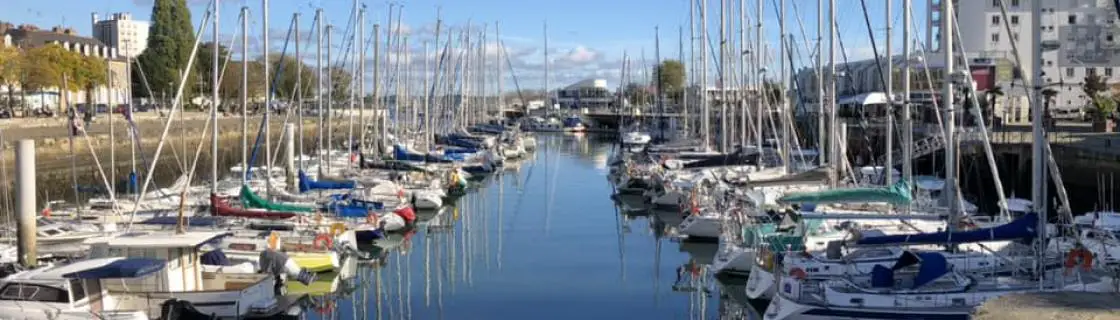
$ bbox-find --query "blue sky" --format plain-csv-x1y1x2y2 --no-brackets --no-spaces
7,0,930,92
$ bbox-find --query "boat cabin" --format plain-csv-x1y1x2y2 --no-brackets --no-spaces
0,257,159,319
85,231,278,318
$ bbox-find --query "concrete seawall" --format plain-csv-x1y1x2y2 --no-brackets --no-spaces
974,292,1120,320
0,112,373,173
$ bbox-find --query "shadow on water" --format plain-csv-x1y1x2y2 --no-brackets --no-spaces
301,134,762,319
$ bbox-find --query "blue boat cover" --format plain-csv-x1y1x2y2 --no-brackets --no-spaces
351,199,385,210
63,258,166,279
911,252,949,289
394,145,454,163
329,203,372,218
856,213,1037,246
298,170,356,193
871,264,894,288
201,249,232,266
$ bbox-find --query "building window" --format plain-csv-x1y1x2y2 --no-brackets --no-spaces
1066,68,1075,77
991,33,1000,42
992,16,1001,25
1107,68,1114,77
1069,15,1077,24
1108,34,1115,42
1011,15,1020,25
1011,0,1019,6
993,0,999,7
1047,60,1053,66
1088,68,1097,76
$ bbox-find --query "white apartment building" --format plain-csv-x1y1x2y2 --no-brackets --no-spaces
931,0,1120,111
92,13,149,58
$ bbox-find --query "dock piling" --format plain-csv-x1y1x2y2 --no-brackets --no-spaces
15,139,36,268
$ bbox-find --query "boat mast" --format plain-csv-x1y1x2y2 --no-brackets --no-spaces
941,0,958,229
325,24,333,175
902,0,913,210
739,0,748,150
544,21,549,116
241,7,249,185
828,0,837,185
357,7,366,159
262,0,271,197
754,0,764,160
779,0,790,174
295,12,303,172
885,0,894,191
719,0,728,152
700,0,709,151
687,2,695,136
316,9,324,177
655,26,664,140
348,0,359,171
1030,0,1047,283
816,0,825,166
680,24,688,137
372,23,380,154
210,0,219,195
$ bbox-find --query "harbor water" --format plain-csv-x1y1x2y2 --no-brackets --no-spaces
301,133,760,319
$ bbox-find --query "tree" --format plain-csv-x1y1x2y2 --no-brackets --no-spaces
327,66,353,101
135,0,196,101
271,56,318,99
74,55,108,108
655,59,685,103
218,61,264,106
984,86,1004,126
623,83,652,107
0,46,21,112
195,42,229,100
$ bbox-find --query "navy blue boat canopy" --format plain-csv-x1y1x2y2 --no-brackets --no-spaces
63,258,166,279
856,212,1037,246
869,251,949,289
298,170,356,193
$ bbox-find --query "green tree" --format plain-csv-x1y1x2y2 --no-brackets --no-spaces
135,0,196,101
218,60,265,105
0,46,21,112
271,55,318,99
196,42,229,100
74,55,108,108
327,66,352,101
655,59,685,103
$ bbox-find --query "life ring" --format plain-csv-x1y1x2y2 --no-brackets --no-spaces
313,234,334,250
329,222,346,236
267,232,280,250
1064,247,1094,275
366,212,379,225
688,190,700,215
789,267,807,280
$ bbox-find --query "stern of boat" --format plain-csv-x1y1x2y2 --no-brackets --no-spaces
764,291,812,320
745,263,777,300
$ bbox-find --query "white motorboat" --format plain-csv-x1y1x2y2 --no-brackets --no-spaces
622,131,652,145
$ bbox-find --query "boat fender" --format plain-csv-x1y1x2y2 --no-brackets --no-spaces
329,222,346,236
313,234,334,250
267,232,280,251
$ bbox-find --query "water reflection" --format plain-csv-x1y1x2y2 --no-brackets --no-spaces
291,134,763,319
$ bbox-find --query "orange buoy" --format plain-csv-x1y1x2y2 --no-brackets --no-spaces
313,234,334,250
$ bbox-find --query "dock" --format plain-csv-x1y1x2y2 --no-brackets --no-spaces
974,291,1120,320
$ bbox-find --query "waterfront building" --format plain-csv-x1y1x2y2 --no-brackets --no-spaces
1,23,129,113
92,13,150,58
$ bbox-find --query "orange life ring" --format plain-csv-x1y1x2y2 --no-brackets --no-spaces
1064,247,1093,275
789,267,808,280
313,234,334,250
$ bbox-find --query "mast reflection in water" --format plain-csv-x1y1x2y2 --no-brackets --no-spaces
304,134,760,319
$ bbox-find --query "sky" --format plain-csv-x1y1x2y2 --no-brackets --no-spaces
6,0,931,93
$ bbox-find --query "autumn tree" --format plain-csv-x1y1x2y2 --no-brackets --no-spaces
0,46,20,112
